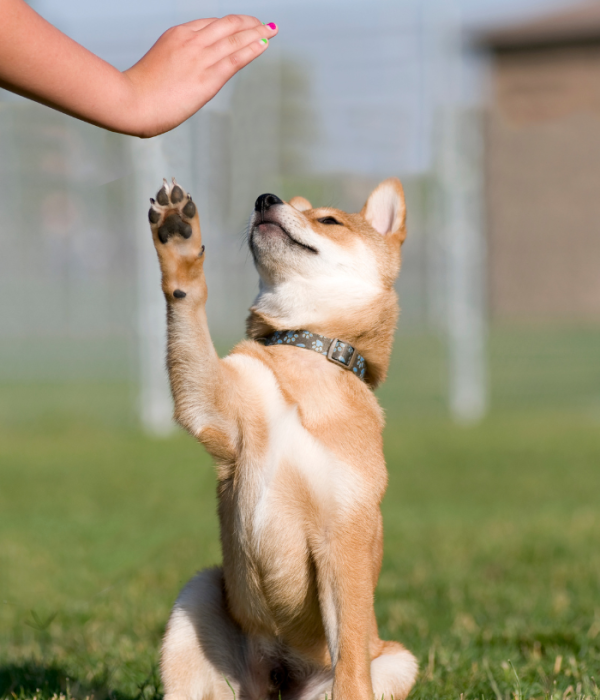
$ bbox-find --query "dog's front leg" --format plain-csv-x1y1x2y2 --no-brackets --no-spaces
148,180,237,450
314,515,380,699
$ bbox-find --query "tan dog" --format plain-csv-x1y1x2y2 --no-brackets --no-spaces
148,178,418,700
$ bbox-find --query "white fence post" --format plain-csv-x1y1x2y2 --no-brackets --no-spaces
132,137,175,436
435,0,488,423
441,108,487,423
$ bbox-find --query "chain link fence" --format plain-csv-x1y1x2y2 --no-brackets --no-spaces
1,0,598,431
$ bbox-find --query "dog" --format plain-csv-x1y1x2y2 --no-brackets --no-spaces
147,177,418,700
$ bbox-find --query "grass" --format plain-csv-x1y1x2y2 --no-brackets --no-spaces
1,327,600,699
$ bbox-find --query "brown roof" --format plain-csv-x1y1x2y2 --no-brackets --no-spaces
476,2,600,49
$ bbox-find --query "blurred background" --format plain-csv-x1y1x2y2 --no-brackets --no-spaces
2,0,599,431
1,2,600,699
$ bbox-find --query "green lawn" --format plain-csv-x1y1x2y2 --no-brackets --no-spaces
1,329,599,700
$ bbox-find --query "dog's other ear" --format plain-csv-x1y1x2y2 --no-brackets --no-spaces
289,196,312,212
361,178,407,244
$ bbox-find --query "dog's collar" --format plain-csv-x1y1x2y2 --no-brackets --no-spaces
257,330,368,382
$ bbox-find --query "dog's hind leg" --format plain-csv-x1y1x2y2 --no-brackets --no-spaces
161,567,246,700
370,641,419,700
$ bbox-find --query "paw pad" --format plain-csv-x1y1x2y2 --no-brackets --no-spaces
148,178,197,245
182,200,196,218
156,187,169,206
148,202,161,224
171,185,184,204
158,214,192,244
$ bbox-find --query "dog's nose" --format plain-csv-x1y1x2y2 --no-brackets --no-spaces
255,193,283,213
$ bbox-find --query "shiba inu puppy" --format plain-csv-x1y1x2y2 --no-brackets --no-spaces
148,178,418,700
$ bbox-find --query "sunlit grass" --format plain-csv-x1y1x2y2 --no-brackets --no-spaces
1,328,600,699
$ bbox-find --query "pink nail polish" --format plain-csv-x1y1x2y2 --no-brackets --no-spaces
266,22,277,30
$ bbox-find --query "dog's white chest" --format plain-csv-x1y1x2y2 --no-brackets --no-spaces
223,353,363,572
250,400,357,549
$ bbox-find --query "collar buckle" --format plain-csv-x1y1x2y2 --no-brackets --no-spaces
326,338,359,371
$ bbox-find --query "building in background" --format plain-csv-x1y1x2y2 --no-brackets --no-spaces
3,0,599,430
480,1,600,322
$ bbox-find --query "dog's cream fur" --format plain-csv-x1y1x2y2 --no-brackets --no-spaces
148,179,418,700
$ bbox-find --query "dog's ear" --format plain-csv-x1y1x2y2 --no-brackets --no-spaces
361,178,406,244
289,196,312,212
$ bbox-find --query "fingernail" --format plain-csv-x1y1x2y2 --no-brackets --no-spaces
261,38,268,45
266,22,277,30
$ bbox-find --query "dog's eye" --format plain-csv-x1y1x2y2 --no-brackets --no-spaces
318,217,341,226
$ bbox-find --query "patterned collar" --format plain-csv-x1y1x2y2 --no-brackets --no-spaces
257,330,368,382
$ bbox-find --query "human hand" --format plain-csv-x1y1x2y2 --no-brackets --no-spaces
0,2,275,138
124,15,278,138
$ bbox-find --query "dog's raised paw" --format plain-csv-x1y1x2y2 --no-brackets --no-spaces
149,178,198,245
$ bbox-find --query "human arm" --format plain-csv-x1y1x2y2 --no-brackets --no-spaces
0,0,278,138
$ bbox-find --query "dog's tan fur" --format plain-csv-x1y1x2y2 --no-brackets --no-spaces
149,179,418,699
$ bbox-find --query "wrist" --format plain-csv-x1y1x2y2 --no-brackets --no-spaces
114,70,158,139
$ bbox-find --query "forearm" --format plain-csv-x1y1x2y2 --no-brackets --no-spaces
0,0,278,138
0,0,141,135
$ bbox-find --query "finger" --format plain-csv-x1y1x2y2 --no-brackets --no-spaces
208,36,270,86
181,18,219,32
193,14,264,45
204,24,277,66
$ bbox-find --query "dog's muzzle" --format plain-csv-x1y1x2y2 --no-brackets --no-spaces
255,193,283,217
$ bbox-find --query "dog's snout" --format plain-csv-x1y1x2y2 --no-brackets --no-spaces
255,193,283,213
